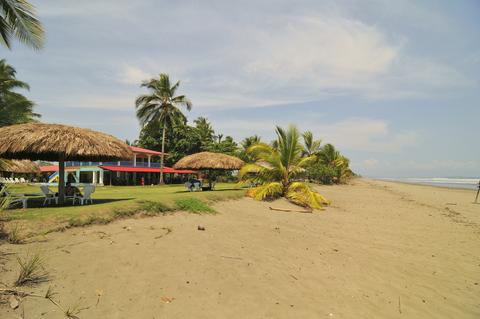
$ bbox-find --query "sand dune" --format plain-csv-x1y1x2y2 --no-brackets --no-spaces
1,179,479,318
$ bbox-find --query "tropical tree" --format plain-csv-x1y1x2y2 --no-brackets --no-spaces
0,0,44,50
239,135,261,162
135,73,192,184
239,125,329,209
194,117,215,148
302,131,322,156
0,59,39,127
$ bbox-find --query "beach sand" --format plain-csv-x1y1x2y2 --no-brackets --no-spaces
1,179,479,318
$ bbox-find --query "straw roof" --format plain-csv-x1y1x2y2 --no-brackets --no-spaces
0,123,133,161
0,159,40,173
174,152,244,170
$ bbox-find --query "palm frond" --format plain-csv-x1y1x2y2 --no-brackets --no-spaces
246,182,283,201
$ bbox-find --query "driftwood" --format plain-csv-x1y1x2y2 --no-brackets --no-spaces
269,206,313,214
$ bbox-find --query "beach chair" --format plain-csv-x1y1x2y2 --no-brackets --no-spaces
74,185,95,205
40,185,58,206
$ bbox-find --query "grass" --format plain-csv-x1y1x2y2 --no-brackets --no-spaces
15,253,49,286
7,223,23,244
2,183,244,237
175,198,216,214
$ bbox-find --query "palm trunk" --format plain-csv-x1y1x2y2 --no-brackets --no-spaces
159,125,166,185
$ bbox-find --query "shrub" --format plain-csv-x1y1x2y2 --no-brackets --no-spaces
140,201,174,216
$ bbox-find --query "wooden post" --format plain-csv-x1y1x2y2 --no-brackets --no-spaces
475,180,480,204
58,155,65,205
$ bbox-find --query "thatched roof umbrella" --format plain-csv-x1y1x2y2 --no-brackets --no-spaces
0,123,132,204
1,159,40,174
174,152,244,189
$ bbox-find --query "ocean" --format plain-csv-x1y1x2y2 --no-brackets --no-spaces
380,177,480,190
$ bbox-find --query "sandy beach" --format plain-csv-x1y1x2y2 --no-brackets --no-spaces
1,178,479,318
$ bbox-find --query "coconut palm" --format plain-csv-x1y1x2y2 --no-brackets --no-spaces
135,73,192,184
194,117,214,147
302,131,322,156
239,125,329,209
0,59,39,127
0,0,44,50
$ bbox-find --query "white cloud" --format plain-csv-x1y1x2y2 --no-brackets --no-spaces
117,65,152,85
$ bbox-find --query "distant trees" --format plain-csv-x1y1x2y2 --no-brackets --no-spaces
135,73,192,184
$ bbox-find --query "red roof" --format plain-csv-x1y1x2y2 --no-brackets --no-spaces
99,166,195,174
130,146,164,156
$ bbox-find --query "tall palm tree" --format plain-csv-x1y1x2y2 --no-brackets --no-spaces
240,125,329,209
135,73,192,184
0,0,44,50
302,131,322,156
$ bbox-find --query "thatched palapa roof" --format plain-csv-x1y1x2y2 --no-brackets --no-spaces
174,152,244,170
0,159,40,173
0,123,133,161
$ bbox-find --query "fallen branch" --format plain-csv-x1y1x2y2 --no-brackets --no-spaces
269,207,312,214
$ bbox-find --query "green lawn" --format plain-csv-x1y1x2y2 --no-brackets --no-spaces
1,183,245,238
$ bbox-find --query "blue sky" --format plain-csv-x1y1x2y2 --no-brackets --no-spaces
3,0,479,177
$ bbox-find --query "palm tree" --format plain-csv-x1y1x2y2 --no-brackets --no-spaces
135,73,192,184
0,0,44,50
302,131,322,156
239,125,329,209
0,59,39,127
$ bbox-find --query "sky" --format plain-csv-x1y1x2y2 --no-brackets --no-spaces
2,0,479,178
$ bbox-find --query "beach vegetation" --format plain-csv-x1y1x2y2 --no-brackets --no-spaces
175,197,216,214
15,252,49,286
240,125,329,209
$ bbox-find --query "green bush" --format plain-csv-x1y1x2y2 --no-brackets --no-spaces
140,201,174,216
305,163,339,185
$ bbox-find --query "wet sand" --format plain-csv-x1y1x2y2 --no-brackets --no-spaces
1,179,479,318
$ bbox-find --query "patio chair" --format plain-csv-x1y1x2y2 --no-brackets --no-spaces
185,182,193,191
19,177,26,183
74,185,95,205
14,178,20,183
193,182,201,192
40,185,58,206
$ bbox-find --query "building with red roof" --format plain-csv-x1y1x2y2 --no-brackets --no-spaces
40,146,196,186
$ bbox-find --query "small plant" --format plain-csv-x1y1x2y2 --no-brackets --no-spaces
7,223,24,244
15,253,49,286
175,198,215,214
140,201,174,216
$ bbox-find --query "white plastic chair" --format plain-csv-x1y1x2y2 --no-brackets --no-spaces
14,178,20,183
74,185,95,205
185,182,193,191
193,182,201,191
40,185,58,206
19,177,26,183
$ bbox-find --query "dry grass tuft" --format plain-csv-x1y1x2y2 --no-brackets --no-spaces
15,253,49,286
7,223,24,244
